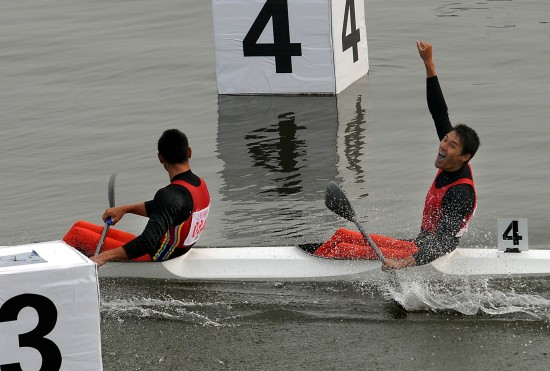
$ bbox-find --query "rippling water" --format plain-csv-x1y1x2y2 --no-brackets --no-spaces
97,277,550,370
1,0,550,369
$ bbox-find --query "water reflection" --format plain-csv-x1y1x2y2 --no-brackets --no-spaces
217,95,339,200
245,111,306,195
215,94,367,244
343,96,367,184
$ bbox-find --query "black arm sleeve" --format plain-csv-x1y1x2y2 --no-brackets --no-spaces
413,184,475,265
427,76,453,140
122,187,188,260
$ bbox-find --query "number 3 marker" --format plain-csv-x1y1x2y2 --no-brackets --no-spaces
0,294,62,370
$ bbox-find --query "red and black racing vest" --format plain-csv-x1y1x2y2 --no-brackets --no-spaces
421,165,476,238
153,178,210,261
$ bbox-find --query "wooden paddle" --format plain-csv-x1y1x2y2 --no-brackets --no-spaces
94,172,117,256
324,181,385,263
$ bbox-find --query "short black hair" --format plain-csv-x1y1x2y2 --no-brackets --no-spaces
157,129,189,164
453,123,480,160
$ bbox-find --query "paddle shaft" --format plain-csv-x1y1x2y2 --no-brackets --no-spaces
324,181,386,263
353,212,403,290
355,211,403,291
94,173,117,256
353,219,385,264
355,215,400,293
94,218,112,256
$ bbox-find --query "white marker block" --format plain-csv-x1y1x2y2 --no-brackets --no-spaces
0,241,102,370
497,218,529,251
212,0,369,95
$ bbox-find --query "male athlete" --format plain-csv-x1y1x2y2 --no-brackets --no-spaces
314,41,480,270
63,129,210,266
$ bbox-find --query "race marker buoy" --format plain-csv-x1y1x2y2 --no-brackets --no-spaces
0,241,102,370
212,0,369,95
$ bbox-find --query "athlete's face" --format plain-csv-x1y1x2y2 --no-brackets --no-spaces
435,130,471,172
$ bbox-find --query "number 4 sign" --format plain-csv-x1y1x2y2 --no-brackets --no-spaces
497,218,529,252
212,0,369,94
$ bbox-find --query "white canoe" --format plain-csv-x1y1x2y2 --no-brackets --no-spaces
3,241,550,281
99,243,386,281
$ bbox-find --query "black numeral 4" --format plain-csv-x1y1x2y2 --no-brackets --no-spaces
342,0,360,62
502,220,523,245
243,0,302,73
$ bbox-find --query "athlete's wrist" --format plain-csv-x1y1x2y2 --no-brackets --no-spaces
404,255,417,267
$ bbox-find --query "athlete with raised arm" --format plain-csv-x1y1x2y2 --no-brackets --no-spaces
314,41,480,270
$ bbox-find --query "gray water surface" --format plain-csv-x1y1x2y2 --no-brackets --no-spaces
1,0,549,369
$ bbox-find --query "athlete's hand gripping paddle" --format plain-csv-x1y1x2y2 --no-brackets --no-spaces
94,172,117,256
324,181,385,263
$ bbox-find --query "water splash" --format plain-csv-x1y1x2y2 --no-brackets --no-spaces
100,296,231,327
384,276,550,320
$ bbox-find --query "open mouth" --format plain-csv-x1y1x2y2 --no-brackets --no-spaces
437,150,446,162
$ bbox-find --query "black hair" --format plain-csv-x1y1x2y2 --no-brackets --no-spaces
453,123,480,160
157,129,189,164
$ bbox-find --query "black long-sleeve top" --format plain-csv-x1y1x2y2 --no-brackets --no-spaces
122,170,200,260
412,77,476,265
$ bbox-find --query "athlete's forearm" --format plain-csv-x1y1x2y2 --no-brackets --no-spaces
90,246,129,266
121,202,148,217
103,202,148,225
417,40,436,77
418,42,459,142
423,60,436,78
382,255,416,271
427,77,453,140
122,188,187,260
122,213,175,260
413,211,466,265
413,228,460,265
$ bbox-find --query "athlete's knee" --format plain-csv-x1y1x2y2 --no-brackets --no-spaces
71,220,94,229
333,228,357,240
335,227,351,235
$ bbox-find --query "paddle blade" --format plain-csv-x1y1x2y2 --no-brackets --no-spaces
325,181,356,222
107,172,117,208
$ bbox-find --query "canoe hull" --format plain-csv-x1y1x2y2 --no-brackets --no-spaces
99,245,385,281
3,241,550,281
430,248,550,277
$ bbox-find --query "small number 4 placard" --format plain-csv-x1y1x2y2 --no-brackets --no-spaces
497,218,529,251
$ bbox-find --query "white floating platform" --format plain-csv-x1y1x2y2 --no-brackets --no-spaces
0,241,102,370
